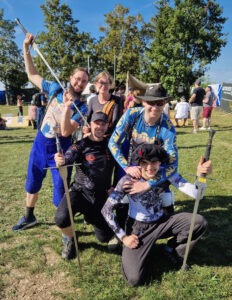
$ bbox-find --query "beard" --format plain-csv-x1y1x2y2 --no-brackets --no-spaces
68,84,82,99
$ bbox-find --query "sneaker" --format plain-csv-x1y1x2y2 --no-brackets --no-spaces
108,235,120,250
163,246,188,270
62,237,76,260
200,127,206,130
193,129,198,134
12,216,37,231
208,127,211,130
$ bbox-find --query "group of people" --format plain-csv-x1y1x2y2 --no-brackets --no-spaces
12,32,213,286
173,79,215,132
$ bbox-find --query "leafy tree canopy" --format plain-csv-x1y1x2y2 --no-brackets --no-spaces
95,4,148,84
145,0,227,98
35,0,92,85
0,9,27,104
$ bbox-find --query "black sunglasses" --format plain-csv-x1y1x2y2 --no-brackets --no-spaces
146,100,166,107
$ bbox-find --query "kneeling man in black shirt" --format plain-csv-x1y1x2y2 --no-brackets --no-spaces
54,111,122,259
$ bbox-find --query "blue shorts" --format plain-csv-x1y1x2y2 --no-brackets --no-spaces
25,131,72,207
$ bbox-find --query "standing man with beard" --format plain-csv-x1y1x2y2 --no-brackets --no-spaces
12,33,89,231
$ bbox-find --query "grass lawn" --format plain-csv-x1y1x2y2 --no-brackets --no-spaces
0,105,232,300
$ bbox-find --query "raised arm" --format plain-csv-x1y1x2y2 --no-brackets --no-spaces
23,33,43,90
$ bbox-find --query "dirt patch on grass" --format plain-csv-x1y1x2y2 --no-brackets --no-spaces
0,247,79,300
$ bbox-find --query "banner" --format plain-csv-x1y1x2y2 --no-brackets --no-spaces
220,83,232,112
208,83,222,107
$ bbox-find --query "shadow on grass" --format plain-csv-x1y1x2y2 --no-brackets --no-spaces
174,195,232,267
138,195,232,284
0,134,35,144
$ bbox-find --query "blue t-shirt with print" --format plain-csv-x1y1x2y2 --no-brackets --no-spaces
41,80,88,138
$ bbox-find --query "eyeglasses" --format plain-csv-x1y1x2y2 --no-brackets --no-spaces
98,81,110,86
146,100,165,107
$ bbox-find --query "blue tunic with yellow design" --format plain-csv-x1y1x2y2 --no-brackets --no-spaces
108,107,178,188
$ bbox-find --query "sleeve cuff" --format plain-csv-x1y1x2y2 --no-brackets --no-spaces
116,229,126,240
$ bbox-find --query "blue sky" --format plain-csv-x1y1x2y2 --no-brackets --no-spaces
0,0,231,84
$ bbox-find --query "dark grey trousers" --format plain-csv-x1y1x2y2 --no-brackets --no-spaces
121,212,207,286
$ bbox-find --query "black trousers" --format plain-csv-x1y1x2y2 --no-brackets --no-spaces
55,187,127,243
121,213,208,286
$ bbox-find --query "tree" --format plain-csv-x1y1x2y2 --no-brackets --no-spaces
95,4,148,84
34,0,92,85
145,0,227,98
0,9,27,105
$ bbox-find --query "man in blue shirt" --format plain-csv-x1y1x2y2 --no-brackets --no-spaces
12,32,89,231
109,84,177,210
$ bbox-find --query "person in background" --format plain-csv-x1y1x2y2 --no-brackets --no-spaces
17,95,24,116
200,86,215,130
28,100,37,129
174,96,190,127
189,79,205,133
124,88,134,112
163,100,170,119
83,71,122,138
0,114,7,130
36,91,48,130
86,84,97,106
127,90,142,109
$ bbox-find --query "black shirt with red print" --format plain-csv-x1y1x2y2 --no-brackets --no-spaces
64,137,114,192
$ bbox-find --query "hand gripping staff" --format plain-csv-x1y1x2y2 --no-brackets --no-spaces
15,18,89,128
53,127,82,273
176,129,216,300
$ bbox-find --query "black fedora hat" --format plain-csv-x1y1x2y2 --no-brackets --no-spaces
136,84,169,102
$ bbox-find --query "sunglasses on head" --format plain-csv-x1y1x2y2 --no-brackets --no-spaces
146,100,166,107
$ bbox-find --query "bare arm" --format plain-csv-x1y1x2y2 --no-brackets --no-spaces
189,93,196,104
61,91,79,137
23,33,43,90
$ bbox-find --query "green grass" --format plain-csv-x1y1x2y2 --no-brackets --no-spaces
0,104,232,299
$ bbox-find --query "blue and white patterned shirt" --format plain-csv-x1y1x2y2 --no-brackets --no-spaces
102,172,198,239
41,80,88,138
108,107,178,188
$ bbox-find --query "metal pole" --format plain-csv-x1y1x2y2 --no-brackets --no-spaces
114,54,116,85
87,55,90,74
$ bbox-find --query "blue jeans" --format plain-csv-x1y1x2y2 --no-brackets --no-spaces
25,131,72,206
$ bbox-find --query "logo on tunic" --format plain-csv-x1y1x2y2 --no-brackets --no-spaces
86,154,96,162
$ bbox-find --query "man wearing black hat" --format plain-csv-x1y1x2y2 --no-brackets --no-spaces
189,79,206,133
109,83,177,210
102,143,211,286
54,111,119,259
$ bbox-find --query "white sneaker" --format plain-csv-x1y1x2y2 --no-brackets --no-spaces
208,127,211,130
193,129,198,133
108,236,120,250
200,127,206,130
